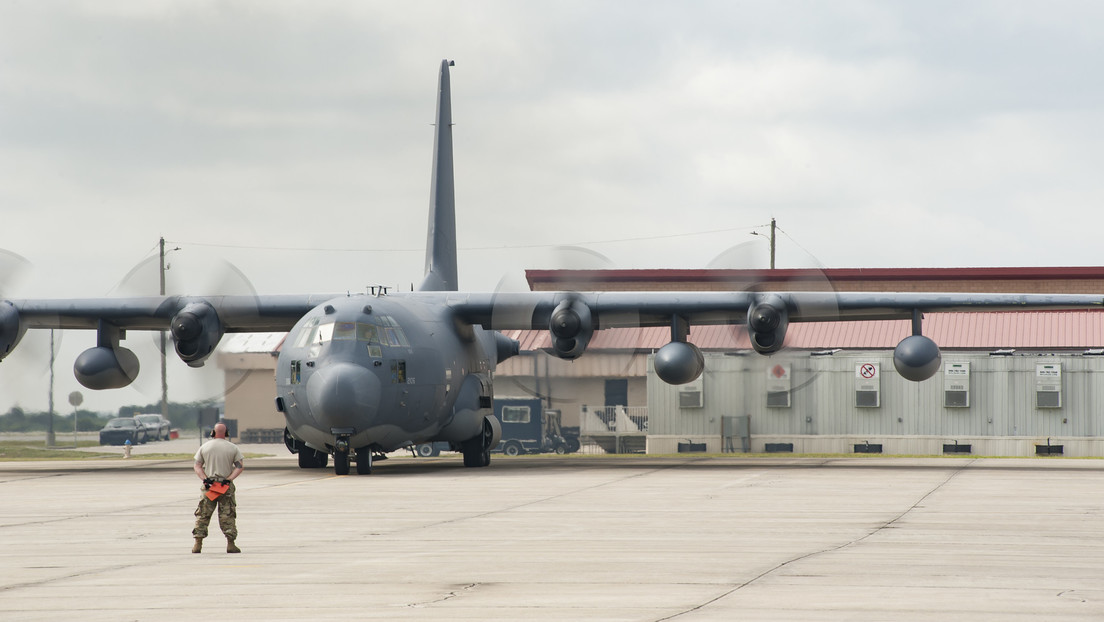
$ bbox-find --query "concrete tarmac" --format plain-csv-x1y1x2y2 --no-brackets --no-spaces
2,450,1104,621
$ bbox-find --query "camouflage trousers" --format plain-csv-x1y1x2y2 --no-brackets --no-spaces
192,481,237,539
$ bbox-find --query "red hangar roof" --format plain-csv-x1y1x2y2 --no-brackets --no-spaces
526,266,1104,294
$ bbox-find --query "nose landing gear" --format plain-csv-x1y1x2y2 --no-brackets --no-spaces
330,429,379,475
332,429,354,476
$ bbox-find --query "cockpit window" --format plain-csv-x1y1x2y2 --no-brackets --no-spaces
294,315,409,351
382,327,409,347
357,316,408,347
293,318,321,349
314,322,334,344
357,323,378,342
376,316,410,346
333,322,356,341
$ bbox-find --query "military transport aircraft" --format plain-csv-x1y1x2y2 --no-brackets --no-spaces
2,60,1102,475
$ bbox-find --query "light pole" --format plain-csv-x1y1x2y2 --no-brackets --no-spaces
69,391,82,448
46,330,55,447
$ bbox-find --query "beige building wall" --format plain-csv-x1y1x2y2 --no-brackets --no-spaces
494,351,649,426
219,351,283,434
495,374,646,428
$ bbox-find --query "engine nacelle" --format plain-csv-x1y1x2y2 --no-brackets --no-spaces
747,295,789,354
893,335,942,381
549,298,593,360
171,301,224,367
0,302,24,361
654,341,705,385
494,331,520,364
74,346,140,390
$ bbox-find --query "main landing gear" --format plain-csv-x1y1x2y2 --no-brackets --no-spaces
461,419,494,468
288,428,328,469
297,447,328,469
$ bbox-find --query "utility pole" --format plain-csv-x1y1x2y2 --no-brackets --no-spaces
159,237,168,421
769,217,776,269
750,218,779,269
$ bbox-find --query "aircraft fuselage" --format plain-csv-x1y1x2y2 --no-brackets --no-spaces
276,292,496,457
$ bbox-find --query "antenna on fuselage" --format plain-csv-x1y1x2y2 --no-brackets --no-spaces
418,59,458,293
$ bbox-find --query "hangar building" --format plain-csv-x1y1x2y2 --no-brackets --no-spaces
501,267,1104,457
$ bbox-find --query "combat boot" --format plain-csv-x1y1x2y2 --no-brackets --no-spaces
226,538,241,554
191,537,203,554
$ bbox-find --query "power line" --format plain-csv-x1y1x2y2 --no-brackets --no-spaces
168,225,763,254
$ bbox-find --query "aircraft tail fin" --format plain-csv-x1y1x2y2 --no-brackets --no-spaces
418,60,458,292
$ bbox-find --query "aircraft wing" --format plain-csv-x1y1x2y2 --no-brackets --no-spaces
442,289,1104,384
4,294,333,331
440,290,1104,330
0,293,338,389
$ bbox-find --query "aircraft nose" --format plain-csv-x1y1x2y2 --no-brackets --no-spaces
305,362,380,431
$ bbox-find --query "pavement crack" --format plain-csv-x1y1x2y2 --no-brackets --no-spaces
0,563,143,594
407,583,480,607
653,460,974,621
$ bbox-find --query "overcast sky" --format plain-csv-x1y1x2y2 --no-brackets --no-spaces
3,1,1104,414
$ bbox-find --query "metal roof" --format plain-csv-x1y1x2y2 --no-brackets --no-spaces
527,266,1104,287
219,331,288,354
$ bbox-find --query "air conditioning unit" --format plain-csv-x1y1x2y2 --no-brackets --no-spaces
765,363,791,408
943,362,970,408
678,376,704,409
854,362,880,408
766,390,791,408
1036,363,1062,409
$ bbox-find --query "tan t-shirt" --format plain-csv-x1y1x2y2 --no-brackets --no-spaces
194,438,244,479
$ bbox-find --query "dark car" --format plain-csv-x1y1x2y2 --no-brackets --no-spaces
99,417,148,445
135,414,171,441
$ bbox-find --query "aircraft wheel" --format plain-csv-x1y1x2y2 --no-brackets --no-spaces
462,421,493,467
415,443,439,458
462,445,478,467
298,448,329,469
462,442,490,467
334,451,350,475
355,448,372,475
503,441,522,457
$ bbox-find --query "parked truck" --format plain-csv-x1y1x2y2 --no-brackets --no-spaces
411,398,581,458
492,397,580,456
